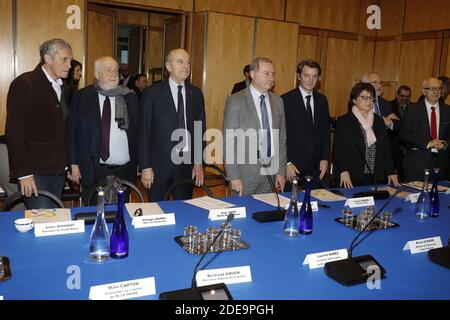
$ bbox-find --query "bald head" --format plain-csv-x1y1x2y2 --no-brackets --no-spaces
362,72,383,97
165,49,191,84
422,77,442,105
94,56,119,90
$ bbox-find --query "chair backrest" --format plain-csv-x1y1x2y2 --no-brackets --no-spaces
164,178,214,201
87,179,145,206
1,189,65,212
203,164,229,196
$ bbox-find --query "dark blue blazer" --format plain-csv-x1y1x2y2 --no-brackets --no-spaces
68,85,139,186
281,88,331,177
138,80,206,184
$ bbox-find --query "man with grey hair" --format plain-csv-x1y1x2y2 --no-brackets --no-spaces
224,57,287,196
68,56,139,205
138,48,206,202
6,38,72,209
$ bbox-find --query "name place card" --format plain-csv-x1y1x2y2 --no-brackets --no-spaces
285,201,319,212
34,220,85,237
344,196,375,208
196,266,252,287
209,207,246,221
89,277,156,300
132,213,176,228
403,237,443,254
303,249,348,269
406,193,420,203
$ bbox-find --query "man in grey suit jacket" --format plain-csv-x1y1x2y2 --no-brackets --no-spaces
223,57,287,196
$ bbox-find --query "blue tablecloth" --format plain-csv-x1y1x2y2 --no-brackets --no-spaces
1,186,449,300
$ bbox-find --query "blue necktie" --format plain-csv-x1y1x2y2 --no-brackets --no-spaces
374,98,381,116
260,94,271,158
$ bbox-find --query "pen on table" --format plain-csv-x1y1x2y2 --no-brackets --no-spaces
318,203,330,209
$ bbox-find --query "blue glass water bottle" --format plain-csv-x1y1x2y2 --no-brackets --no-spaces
110,188,129,259
429,168,440,217
299,176,313,234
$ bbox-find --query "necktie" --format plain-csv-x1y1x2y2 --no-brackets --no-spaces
260,94,271,158
177,85,186,149
431,106,437,140
374,98,381,116
305,95,313,124
100,96,111,162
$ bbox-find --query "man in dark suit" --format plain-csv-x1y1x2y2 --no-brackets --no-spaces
389,85,412,180
400,77,450,181
138,49,206,201
6,38,72,209
68,56,139,204
231,64,251,94
281,59,330,187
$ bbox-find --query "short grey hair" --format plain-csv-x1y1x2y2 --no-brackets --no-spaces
250,57,273,72
39,39,72,63
361,72,380,83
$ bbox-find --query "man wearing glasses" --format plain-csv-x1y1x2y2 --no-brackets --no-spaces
400,77,450,181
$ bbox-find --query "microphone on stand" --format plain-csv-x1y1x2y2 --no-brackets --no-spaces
352,144,390,200
159,213,235,300
252,152,287,223
324,186,403,286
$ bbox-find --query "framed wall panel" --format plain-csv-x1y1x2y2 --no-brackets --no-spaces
398,38,436,101
321,36,358,117
254,19,299,95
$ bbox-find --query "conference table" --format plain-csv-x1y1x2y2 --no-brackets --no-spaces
0,186,449,300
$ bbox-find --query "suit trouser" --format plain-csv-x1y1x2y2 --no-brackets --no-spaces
147,164,193,202
19,174,65,209
82,162,135,206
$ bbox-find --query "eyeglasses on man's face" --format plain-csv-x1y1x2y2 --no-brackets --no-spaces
424,87,442,93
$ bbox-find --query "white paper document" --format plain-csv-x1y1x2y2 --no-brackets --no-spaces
252,193,290,208
125,202,164,218
184,196,235,211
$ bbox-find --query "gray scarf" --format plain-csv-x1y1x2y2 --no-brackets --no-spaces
94,80,134,130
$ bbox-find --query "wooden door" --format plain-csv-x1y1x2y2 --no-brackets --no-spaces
86,4,116,85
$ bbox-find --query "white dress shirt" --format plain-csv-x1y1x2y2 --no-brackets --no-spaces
249,84,274,158
298,85,314,121
98,94,130,165
425,99,440,137
168,77,189,152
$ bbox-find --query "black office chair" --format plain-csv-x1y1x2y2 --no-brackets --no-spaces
164,179,214,201
87,179,145,206
61,179,82,207
1,189,65,212
203,164,229,196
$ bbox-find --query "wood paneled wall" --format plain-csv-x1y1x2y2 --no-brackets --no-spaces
404,0,450,33
198,12,255,133
286,0,361,33
0,0,14,135
15,0,85,77
254,19,299,96
195,0,285,20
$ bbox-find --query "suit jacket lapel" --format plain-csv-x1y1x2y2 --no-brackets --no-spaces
268,92,279,130
163,80,177,121
419,101,432,140
185,84,193,131
244,88,261,130
349,113,365,151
